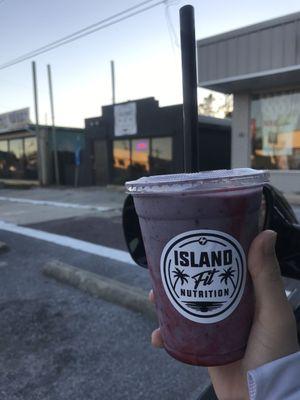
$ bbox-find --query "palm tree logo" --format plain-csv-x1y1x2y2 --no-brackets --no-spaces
172,268,189,291
219,267,236,291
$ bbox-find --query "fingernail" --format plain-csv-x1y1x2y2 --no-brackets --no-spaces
263,230,277,256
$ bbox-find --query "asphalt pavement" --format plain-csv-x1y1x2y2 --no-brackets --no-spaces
0,231,209,400
0,186,299,400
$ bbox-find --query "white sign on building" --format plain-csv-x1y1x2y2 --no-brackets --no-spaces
114,102,137,136
0,108,30,133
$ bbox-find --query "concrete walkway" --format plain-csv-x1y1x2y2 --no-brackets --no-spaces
0,186,126,225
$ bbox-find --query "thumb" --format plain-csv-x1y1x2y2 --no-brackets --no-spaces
248,230,288,315
247,230,299,359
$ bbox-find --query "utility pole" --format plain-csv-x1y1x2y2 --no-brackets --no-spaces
110,60,116,104
47,64,60,185
32,61,47,185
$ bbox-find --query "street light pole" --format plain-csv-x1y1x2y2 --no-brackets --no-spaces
47,64,60,185
32,61,47,185
111,60,116,105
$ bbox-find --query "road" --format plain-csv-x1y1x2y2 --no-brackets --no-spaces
0,186,299,399
0,231,209,400
0,187,210,400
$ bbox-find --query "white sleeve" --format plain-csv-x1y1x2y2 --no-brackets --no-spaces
247,351,300,400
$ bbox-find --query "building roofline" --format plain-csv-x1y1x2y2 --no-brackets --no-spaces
0,124,84,135
197,10,300,46
198,63,300,93
28,124,84,132
102,97,158,108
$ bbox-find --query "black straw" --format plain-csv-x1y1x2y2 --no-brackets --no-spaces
180,5,199,173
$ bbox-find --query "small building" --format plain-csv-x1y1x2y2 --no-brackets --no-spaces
197,11,300,192
84,97,231,185
0,108,84,185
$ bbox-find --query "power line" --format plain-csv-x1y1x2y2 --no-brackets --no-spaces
0,0,165,71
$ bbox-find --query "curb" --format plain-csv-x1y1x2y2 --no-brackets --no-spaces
43,260,157,321
0,241,9,253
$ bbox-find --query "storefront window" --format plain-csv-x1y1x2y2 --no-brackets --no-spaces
0,140,9,178
113,139,131,184
150,137,172,175
7,138,24,178
251,92,300,170
131,139,149,179
112,136,172,184
0,140,8,152
24,137,38,179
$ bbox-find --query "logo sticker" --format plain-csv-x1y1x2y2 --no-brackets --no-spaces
160,230,246,323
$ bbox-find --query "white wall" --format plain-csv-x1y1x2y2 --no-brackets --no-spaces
231,93,251,168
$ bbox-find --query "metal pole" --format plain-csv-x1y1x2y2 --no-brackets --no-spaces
110,60,116,104
47,64,60,185
32,61,45,185
180,5,199,173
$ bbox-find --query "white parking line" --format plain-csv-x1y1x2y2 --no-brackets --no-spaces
0,220,135,266
0,196,113,212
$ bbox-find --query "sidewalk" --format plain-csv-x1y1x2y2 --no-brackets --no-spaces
0,185,126,208
0,186,126,225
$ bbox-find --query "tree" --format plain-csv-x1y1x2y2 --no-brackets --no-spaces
198,93,215,116
218,94,233,118
218,267,236,291
172,268,189,291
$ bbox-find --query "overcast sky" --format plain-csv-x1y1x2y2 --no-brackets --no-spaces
0,0,300,127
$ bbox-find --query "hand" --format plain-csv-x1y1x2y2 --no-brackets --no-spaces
150,230,299,400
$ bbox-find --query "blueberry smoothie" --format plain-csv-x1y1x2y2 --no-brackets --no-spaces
126,169,269,366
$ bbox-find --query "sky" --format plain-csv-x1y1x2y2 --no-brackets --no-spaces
0,0,300,128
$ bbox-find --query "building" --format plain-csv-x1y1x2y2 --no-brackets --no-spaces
0,108,84,185
197,11,300,193
84,97,231,185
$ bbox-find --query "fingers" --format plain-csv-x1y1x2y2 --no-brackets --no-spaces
248,230,287,313
149,289,164,348
247,230,299,362
151,328,164,348
248,230,298,341
149,289,154,304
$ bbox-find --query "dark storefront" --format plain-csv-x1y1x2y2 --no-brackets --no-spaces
0,124,84,185
84,97,231,185
0,131,38,180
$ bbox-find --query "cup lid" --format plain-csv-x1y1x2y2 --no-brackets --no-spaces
125,168,270,194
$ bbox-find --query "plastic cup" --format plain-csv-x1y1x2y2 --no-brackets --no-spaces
125,168,269,366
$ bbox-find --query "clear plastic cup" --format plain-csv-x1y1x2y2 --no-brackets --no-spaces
126,168,269,366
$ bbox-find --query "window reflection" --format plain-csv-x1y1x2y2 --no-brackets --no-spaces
0,140,9,177
131,139,149,179
251,92,300,170
24,137,38,179
8,139,24,178
150,137,172,175
112,136,173,184
113,140,131,184
0,140,8,152
0,137,38,180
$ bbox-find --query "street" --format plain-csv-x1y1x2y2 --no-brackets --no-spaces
0,186,299,399
0,187,209,400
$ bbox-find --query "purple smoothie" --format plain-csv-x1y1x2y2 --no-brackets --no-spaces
126,169,269,366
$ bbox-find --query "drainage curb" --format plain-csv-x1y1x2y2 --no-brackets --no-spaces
43,260,157,321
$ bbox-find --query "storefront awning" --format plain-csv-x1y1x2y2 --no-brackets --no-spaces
198,65,300,94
